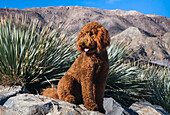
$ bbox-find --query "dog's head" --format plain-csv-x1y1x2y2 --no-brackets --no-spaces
76,22,110,54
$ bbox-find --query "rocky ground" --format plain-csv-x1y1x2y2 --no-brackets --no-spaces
0,85,169,115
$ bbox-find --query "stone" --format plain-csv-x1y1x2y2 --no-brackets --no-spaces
0,85,169,115
103,98,138,115
0,85,29,105
130,102,170,115
0,94,103,115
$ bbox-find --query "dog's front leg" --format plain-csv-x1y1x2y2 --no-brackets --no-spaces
81,67,98,111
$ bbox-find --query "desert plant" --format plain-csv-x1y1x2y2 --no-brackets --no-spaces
105,41,170,112
0,17,77,93
140,65,170,112
105,42,147,106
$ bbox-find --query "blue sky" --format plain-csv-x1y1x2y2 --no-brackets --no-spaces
0,0,169,18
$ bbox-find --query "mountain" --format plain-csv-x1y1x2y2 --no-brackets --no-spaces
112,27,170,61
0,6,170,64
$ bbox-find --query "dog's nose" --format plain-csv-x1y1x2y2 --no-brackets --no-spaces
82,42,85,46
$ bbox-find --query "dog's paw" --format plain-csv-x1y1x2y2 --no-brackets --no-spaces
84,102,98,111
64,95,76,103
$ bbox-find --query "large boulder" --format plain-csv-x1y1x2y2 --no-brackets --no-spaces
130,102,170,115
0,94,103,115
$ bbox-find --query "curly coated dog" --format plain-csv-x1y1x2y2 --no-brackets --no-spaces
42,22,110,113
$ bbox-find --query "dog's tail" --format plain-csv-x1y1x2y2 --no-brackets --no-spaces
41,84,59,99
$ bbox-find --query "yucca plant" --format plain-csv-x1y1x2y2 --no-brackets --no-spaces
140,65,170,112
105,41,170,112
105,42,147,106
0,17,77,93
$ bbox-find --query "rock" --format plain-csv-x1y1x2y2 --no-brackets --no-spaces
129,102,170,115
150,60,170,67
0,85,169,115
0,94,103,115
0,85,29,105
103,98,138,115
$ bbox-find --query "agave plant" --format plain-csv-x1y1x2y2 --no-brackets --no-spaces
0,17,77,93
140,65,170,112
105,42,147,106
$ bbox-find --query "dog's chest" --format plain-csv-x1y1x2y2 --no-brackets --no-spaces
86,54,104,64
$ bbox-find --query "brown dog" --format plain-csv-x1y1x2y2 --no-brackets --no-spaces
42,22,110,113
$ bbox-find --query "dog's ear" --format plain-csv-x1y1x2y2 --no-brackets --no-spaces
96,27,110,53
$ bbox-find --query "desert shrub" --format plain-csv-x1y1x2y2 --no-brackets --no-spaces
106,42,170,113
139,65,170,112
106,41,170,112
0,17,77,93
106,42,146,106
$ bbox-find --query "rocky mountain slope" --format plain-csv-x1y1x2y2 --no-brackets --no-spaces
112,27,170,61
0,6,170,63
